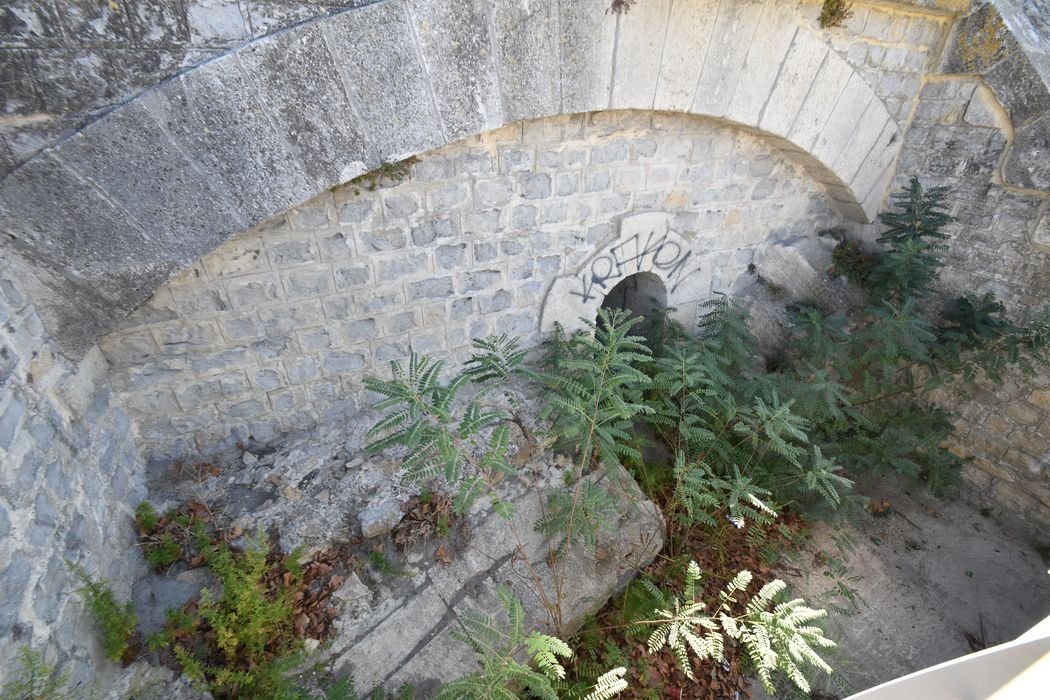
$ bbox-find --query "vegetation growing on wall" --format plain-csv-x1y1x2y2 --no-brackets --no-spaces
75,178,1049,697
364,177,1050,697
819,0,853,29
0,648,70,700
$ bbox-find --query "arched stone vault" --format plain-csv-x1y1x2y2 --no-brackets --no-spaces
0,0,901,358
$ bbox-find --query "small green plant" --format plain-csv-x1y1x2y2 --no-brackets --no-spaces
67,562,138,664
345,157,417,195
819,0,853,28
164,530,305,698
435,586,627,700
369,551,407,578
145,533,182,569
135,501,161,533
1,647,69,700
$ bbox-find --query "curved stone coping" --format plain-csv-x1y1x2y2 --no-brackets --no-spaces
0,0,900,357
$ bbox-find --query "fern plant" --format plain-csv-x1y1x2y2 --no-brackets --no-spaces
643,562,834,694
436,586,626,700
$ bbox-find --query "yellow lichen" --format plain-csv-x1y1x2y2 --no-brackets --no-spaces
957,6,1013,73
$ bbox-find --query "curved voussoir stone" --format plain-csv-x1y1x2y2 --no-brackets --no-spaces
59,101,249,266
690,0,767,119
0,153,151,279
142,53,317,226
405,0,505,140
323,1,446,161
491,0,560,122
610,0,672,111
238,21,378,188
559,0,618,114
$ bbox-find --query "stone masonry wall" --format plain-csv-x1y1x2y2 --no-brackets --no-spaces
886,0,1050,535
99,110,843,461
0,254,146,690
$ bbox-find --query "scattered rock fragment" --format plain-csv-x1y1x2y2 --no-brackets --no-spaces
358,500,404,538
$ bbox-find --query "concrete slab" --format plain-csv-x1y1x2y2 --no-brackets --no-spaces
773,484,1050,697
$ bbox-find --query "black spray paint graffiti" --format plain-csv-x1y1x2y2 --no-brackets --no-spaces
571,229,703,302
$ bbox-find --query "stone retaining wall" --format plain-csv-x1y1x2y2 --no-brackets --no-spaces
887,1,1050,535
0,255,145,689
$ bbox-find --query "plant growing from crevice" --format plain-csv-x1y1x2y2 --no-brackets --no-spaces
1,647,69,700
435,586,627,700
67,562,139,664
345,157,418,196
819,0,853,28
640,563,834,694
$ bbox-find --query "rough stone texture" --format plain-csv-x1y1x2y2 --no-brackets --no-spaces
132,408,664,693
0,254,146,693
2,0,1050,690
1,0,912,357
99,111,843,461
885,26,1050,536
334,458,665,692
0,0,384,175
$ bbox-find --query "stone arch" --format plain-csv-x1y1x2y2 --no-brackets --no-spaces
599,271,668,321
0,0,901,357
541,212,708,333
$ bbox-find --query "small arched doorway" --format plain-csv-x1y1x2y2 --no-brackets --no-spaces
599,271,668,323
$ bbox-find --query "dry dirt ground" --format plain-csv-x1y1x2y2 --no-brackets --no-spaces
753,485,1050,699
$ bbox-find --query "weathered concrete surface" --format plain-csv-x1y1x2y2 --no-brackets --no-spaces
769,485,1050,697
332,459,665,693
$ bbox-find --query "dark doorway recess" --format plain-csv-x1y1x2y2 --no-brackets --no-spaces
599,271,667,323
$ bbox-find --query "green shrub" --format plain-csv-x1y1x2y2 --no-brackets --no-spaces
169,530,304,699
67,562,139,664
144,534,182,570
1,647,69,700
135,501,160,533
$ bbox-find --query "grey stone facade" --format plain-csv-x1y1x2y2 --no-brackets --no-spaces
887,2,1050,536
99,111,841,461
0,255,146,691
0,0,1048,689
0,0,381,176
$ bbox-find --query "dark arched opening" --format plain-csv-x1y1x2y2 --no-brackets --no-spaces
599,272,668,323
